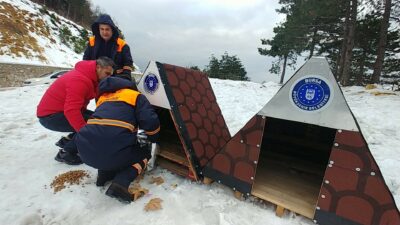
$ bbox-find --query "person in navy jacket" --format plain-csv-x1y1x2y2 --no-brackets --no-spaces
75,76,160,203
83,14,134,83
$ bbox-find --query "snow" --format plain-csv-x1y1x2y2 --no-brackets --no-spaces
0,79,398,225
342,86,400,197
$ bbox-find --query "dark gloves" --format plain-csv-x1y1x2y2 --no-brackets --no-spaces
147,133,159,143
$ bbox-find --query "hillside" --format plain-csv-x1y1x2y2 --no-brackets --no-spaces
0,0,85,67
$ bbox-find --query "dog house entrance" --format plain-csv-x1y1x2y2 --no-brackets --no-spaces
155,107,193,178
252,117,336,218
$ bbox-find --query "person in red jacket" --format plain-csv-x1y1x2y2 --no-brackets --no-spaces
37,57,114,165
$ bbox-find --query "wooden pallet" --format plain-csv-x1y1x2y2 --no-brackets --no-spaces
158,142,189,167
157,157,190,178
251,160,321,219
203,177,214,185
156,141,197,180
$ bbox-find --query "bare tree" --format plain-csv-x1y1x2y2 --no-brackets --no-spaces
340,0,358,86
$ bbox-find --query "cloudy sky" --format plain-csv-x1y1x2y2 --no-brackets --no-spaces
91,0,292,83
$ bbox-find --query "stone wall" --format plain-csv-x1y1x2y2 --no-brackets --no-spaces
0,63,71,87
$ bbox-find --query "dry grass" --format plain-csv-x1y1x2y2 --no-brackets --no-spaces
0,2,50,62
149,176,165,185
144,198,163,211
370,91,397,96
365,84,377,90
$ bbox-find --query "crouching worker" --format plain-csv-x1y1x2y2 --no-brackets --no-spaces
37,57,114,165
75,76,160,203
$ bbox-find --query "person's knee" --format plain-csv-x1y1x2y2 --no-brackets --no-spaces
38,117,50,130
63,138,78,154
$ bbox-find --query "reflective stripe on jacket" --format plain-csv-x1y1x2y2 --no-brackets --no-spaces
89,36,126,53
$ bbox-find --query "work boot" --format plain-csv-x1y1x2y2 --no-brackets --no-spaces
54,149,82,165
55,133,75,148
96,170,117,187
105,182,133,203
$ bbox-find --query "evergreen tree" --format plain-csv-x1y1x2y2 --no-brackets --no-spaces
188,66,200,71
204,53,249,81
205,55,220,79
258,25,301,84
32,0,100,27
381,29,400,85
261,0,400,86
352,16,380,85
259,0,344,84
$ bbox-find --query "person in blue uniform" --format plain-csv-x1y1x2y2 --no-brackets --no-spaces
75,76,160,203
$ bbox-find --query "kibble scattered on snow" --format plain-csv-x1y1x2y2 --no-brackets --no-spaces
50,170,90,193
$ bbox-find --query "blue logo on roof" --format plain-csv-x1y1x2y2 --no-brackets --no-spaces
291,76,331,111
144,73,159,94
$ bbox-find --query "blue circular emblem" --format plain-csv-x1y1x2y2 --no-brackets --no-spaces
144,73,159,94
290,76,332,111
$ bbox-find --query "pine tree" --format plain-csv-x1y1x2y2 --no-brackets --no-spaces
188,66,200,71
261,0,400,86
352,16,380,85
258,25,302,84
32,0,100,27
204,52,249,81
259,0,345,84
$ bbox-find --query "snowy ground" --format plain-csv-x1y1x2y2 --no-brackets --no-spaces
0,80,398,225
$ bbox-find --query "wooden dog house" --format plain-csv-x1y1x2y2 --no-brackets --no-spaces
137,61,231,181
203,57,400,224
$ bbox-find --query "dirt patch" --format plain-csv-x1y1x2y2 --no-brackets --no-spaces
0,62,70,87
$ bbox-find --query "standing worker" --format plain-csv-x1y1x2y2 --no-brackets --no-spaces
83,14,135,84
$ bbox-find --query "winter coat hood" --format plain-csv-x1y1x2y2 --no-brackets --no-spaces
74,60,98,83
91,14,119,40
99,76,136,95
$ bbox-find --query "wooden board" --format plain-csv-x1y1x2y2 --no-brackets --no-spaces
251,160,322,219
158,142,190,167
264,151,326,177
157,157,189,178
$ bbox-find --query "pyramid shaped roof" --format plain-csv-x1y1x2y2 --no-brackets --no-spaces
259,57,358,131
